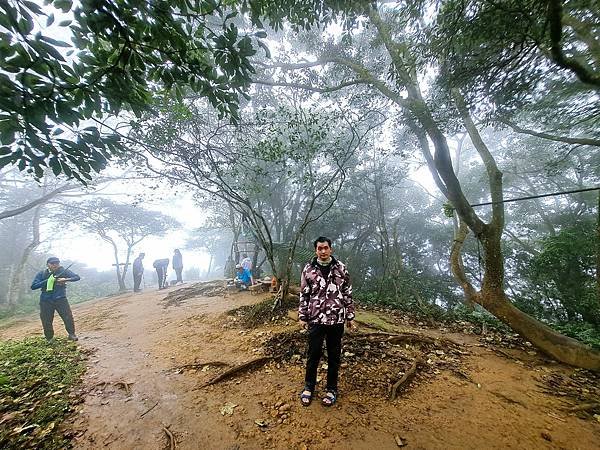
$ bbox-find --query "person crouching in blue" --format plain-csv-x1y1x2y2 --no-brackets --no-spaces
234,263,253,290
31,257,81,342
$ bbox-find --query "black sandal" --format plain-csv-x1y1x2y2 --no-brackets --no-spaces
300,388,313,406
322,390,337,407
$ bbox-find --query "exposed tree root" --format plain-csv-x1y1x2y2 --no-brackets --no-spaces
202,356,279,387
163,426,176,450
354,331,458,347
389,358,421,400
173,361,230,373
490,391,526,407
114,381,133,395
388,334,436,346
491,347,519,361
451,369,475,384
567,402,600,412
162,281,226,308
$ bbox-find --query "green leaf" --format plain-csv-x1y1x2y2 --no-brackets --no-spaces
53,0,72,14
18,15,34,35
40,35,71,48
49,156,61,175
23,1,44,15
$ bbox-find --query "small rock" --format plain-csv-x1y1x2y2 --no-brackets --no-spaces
394,435,406,447
279,403,291,412
541,432,552,442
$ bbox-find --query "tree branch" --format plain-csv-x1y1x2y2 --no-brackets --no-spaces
547,0,600,88
253,78,369,93
0,184,78,220
500,119,600,147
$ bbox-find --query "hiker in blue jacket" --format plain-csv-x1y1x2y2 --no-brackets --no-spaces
31,257,80,342
234,264,253,290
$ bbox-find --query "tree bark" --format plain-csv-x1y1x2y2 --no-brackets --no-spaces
103,233,126,291
7,205,42,306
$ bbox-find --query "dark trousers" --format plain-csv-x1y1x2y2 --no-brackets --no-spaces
304,323,344,392
133,272,143,291
155,267,166,289
40,298,75,340
174,267,183,283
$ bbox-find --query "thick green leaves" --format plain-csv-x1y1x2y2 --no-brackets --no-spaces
0,0,272,181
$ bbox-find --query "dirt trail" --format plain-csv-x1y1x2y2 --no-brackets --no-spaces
1,287,599,450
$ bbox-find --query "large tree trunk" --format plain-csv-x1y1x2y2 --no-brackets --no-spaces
7,205,42,306
452,220,600,369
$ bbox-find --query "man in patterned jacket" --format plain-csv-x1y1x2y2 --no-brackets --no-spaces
299,236,356,407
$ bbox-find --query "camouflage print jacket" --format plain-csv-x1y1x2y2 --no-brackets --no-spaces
298,257,355,325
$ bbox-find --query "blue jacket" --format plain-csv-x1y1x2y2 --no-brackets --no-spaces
235,268,252,285
31,267,80,301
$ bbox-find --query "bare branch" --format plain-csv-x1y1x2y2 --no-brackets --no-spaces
500,119,600,147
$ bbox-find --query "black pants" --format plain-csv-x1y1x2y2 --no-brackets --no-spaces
174,267,183,283
155,267,166,289
133,272,143,291
304,323,344,392
40,298,75,340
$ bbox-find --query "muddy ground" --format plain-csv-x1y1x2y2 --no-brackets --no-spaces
1,285,599,450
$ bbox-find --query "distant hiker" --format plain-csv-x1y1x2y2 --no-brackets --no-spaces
240,253,252,271
153,258,169,290
234,264,253,290
298,236,355,407
173,249,183,284
30,256,81,342
132,252,145,292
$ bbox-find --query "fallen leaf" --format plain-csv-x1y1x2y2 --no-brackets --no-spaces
255,419,268,427
220,402,238,416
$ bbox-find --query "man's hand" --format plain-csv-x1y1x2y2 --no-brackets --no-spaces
56,278,68,284
299,320,308,330
346,320,357,331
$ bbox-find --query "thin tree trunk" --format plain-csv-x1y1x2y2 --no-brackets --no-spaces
103,234,126,291
596,191,600,307
120,245,133,289
7,205,42,306
207,254,213,276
